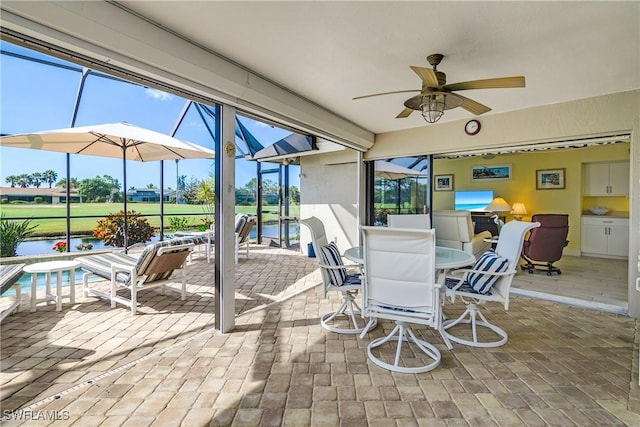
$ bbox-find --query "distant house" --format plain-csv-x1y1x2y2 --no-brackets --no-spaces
0,187,81,204
128,188,175,203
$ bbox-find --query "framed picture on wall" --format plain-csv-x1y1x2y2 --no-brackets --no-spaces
536,168,566,189
434,174,454,191
470,164,512,182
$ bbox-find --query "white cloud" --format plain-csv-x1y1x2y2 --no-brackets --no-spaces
145,88,173,101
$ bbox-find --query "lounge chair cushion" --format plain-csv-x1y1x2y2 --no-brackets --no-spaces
466,249,509,293
0,264,25,295
235,214,248,233
80,252,139,285
81,237,195,286
319,242,347,286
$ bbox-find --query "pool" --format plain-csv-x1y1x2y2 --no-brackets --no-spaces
1,268,99,298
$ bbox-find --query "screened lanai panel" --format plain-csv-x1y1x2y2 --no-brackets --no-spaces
0,43,79,134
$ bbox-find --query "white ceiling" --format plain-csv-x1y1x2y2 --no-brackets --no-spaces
118,2,638,135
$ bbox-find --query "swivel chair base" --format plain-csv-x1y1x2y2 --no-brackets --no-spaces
443,303,508,348
366,321,441,373
321,290,367,334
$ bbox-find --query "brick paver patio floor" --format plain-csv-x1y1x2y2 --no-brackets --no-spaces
1,245,639,426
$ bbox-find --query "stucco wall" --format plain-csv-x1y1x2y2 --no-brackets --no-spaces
301,90,640,317
299,149,360,255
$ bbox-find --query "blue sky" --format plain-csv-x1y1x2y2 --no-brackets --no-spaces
0,41,298,190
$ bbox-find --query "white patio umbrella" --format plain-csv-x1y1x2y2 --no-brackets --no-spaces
374,160,426,180
0,122,215,249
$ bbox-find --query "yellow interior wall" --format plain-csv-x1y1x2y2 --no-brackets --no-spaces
432,142,630,254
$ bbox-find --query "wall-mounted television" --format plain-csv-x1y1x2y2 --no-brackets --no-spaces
454,190,494,211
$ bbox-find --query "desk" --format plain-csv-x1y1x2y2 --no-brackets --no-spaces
344,246,475,270
23,260,80,312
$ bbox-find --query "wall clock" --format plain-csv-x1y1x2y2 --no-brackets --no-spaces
465,119,481,136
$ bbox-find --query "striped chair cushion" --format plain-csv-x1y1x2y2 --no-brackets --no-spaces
81,237,194,286
134,238,194,282
80,252,139,285
466,249,509,294
235,214,248,233
445,277,493,296
319,242,347,286
0,263,26,295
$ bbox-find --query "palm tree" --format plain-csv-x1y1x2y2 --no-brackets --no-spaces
5,175,18,187
43,170,58,188
16,174,30,188
30,172,43,188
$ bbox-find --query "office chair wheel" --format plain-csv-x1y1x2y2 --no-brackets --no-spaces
528,269,534,274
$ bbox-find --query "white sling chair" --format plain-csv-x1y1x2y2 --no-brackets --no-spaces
387,214,431,229
443,220,540,347
301,217,367,334
359,226,447,373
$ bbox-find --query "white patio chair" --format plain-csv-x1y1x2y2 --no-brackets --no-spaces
443,220,540,347
387,214,430,228
300,217,367,334
359,226,445,373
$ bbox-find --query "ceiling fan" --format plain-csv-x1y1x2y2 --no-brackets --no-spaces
353,54,525,123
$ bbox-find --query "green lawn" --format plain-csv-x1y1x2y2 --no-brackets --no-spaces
0,203,299,236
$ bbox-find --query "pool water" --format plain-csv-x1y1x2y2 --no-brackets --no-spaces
2,269,99,298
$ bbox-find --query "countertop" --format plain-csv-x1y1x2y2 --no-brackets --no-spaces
581,211,629,219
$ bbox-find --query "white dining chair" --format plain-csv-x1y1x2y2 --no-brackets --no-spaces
359,226,446,373
443,220,540,347
301,217,367,334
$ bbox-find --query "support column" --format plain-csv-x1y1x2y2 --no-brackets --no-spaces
214,104,236,332
357,151,366,245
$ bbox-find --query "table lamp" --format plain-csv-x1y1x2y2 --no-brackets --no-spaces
486,196,511,233
511,202,527,220
486,197,512,213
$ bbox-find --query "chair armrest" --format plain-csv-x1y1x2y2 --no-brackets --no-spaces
450,267,517,277
110,262,136,275
317,262,360,274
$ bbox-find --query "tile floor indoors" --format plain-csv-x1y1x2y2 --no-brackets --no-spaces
1,245,639,426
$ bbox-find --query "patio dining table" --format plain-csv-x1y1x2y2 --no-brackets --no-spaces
344,245,475,273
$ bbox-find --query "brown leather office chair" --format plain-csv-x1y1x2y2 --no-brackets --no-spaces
520,214,569,276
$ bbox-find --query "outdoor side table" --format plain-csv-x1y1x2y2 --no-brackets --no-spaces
23,260,81,312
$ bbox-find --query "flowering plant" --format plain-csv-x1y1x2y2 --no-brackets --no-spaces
52,241,67,253
75,242,93,251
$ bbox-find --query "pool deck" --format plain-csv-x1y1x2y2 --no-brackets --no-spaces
1,245,639,426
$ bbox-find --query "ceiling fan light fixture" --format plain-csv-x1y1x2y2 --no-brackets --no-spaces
420,94,446,123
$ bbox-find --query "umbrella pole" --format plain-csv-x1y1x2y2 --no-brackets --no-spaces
123,146,128,253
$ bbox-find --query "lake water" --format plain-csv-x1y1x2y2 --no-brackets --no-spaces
15,224,299,257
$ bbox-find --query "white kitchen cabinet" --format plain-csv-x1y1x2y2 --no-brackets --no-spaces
581,217,629,258
582,161,630,196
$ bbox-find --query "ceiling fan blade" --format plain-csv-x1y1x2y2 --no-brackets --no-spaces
353,89,419,100
443,76,525,91
457,95,492,115
396,108,413,118
409,66,439,87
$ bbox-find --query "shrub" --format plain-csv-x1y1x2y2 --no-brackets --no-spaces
168,216,191,232
34,196,44,204
0,214,38,257
93,210,154,248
